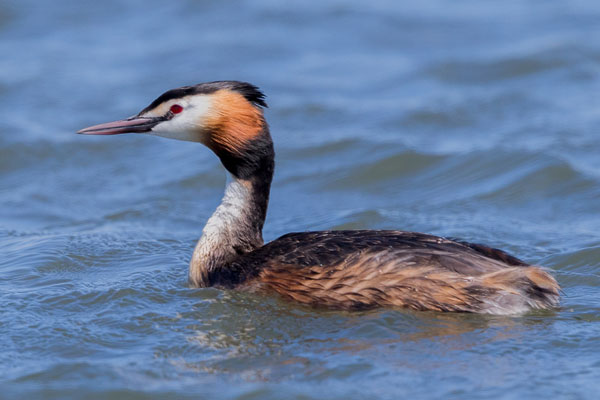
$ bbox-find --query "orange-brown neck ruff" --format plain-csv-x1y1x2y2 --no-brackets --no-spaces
204,90,274,181
206,90,265,155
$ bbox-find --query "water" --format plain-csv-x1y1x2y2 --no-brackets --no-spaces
1,0,599,398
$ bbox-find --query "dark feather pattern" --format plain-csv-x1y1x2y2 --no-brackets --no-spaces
139,80,267,115
210,230,559,314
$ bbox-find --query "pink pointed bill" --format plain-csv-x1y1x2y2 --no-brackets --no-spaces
77,117,161,135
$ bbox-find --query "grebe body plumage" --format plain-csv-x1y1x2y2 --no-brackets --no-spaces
78,81,559,314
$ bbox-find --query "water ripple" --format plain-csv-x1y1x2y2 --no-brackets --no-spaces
2,1,600,399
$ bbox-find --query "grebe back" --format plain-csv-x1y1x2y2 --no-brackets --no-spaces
78,81,559,314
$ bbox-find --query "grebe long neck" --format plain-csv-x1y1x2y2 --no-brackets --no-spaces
189,129,274,287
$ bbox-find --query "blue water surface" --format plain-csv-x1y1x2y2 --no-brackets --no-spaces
1,1,599,399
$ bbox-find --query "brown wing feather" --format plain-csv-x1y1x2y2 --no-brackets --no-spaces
448,238,528,266
220,230,559,314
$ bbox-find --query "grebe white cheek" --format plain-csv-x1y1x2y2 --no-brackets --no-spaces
147,95,215,143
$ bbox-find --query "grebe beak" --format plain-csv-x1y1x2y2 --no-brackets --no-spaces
77,116,164,135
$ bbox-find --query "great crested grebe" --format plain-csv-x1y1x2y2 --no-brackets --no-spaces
78,81,560,314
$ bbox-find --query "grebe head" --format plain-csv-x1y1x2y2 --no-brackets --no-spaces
78,81,272,179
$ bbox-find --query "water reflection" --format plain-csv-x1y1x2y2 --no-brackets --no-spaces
175,292,559,381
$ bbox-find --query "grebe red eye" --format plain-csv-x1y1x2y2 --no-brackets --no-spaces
170,104,183,114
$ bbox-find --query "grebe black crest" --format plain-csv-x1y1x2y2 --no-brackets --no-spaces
78,81,560,314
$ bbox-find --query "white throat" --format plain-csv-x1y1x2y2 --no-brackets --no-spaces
202,173,252,241
189,173,263,286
